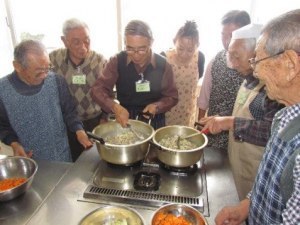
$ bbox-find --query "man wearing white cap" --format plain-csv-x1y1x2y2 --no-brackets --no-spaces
215,9,300,225
200,23,283,200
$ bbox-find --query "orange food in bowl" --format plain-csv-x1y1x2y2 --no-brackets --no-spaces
0,177,27,191
153,212,192,225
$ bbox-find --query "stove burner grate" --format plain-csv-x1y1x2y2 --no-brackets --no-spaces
133,171,160,191
161,163,198,176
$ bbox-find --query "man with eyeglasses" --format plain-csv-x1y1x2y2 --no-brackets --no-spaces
0,40,93,162
49,18,107,161
91,20,178,129
200,24,283,201
215,9,300,225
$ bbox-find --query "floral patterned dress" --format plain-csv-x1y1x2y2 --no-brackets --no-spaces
165,49,200,127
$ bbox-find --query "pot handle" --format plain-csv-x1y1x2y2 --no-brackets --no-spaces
194,122,210,135
148,140,162,150
136,111,153,125
86,131,105,145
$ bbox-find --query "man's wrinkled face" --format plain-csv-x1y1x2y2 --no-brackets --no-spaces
226,39,254,75
253,35,287,104
62,27,90,62
221,23,241,50
15,52,50,85
125,35,151,67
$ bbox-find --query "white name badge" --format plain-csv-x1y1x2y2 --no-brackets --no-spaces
72,74,86,85
136,80,150,92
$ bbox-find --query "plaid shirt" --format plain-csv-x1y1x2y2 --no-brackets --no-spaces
249,103,300,224
233,75,283,147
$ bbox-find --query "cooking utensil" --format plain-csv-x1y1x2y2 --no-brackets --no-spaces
177,132,202,149
152,125,208,168
151,203,208,225
194,122,210,135
176,135,181,149
91,120,155,165
79,205,145,225
0,156,38,202
126,123,144,140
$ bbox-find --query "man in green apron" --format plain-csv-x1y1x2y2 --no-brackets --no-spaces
199,24,283,200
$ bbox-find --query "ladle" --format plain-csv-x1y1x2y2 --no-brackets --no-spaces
126,124,144,140
177,131,208,149
180,132,203,140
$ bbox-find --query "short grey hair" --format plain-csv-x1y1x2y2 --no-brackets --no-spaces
262,9,300,55
14,39,47,68
62,18,89,36
124,20,153,42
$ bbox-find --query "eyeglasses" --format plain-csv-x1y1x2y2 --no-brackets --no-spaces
248,51,284,69
125,46,149,55
35,65,54,74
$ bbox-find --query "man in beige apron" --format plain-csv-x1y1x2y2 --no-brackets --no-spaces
228,79,265,200
199,24,283,200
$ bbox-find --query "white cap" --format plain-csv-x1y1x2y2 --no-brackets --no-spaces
232,23,263,40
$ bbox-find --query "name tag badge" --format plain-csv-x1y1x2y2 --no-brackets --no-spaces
136,80,150,92
236,91,249,105
72,74,86,85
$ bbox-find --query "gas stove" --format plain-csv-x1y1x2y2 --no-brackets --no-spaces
79,147,209,216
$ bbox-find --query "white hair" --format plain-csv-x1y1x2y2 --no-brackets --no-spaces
62,18,89,36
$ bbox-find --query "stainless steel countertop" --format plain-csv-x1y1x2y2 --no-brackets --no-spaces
0,160,72,225
0,146,241,225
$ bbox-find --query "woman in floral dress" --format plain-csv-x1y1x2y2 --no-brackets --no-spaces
162,21,205,127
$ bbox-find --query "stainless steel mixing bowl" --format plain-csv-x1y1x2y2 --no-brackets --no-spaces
151,203,208,225
0,156,38,201
79,205,145,225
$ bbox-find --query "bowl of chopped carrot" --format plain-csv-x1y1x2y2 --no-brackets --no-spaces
151,203,208,225
0,156,38,201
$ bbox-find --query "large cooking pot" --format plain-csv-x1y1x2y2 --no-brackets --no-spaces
90,120,155,165
152,125,208,168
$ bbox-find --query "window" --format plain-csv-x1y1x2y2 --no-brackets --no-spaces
1,0,299,78
0,0,14,77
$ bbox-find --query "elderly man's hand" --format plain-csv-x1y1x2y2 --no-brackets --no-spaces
215,199,250,225
143,103,157,118
199,116,234,134
113,103,129,127
76,130,93,149
10,141,33,158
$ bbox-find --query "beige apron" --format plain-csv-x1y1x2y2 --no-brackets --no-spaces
228,80,265,200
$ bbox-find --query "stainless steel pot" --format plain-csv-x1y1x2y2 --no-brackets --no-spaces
91,120,155,165
152,125,208,168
